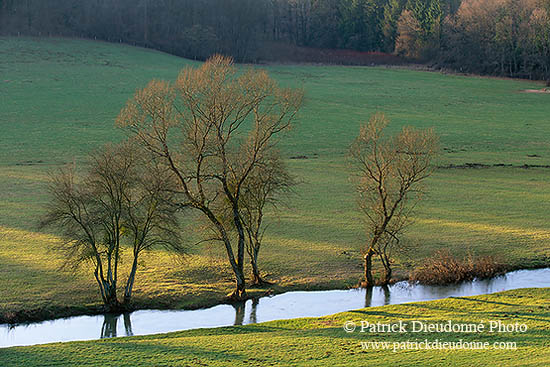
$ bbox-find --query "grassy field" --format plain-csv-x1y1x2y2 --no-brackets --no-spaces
1,37,550,323
1,288,549,366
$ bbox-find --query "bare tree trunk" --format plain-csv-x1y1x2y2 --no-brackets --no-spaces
382,264,392,285
232,268,247,300
363,249,374,286
103,282,120,312
94,260,119,311
251,256,262,285
123,255,139,306
364,285,373,307
249,238,272,286
363,228,385,286
250,254,273,286
231,204,248,300
201,206,247,301
379,253,392,285
94,265,107,304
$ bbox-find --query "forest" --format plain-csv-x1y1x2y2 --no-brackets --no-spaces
1,0,550,80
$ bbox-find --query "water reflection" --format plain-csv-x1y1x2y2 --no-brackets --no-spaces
233,299,259,325
123,313,133,337
2,268,549,348
100,314,118,338
364,284,391,307
232,302,245,326
364,286,373,307
249,299,259,324
100,313,134,339
381,285,390,306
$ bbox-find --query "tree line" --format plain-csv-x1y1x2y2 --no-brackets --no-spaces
1,0,550,80
41,56,437,311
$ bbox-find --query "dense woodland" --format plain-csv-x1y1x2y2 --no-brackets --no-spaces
1,0,550,80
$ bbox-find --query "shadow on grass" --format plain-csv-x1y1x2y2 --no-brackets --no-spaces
452,296,519,307
0,339,252,366
347,310,414,319
384,297,550,325
0,254,99,324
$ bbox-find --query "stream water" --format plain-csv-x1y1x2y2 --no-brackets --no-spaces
1,267,549,348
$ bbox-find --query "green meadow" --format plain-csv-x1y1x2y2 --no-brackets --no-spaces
1,288,549,366
1,37,550,322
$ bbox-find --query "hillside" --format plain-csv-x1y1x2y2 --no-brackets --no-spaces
1,37,550,323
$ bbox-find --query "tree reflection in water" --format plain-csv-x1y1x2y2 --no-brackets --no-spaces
101,314,118,338
123,313,133,336
101,313,133,338
233,302,245,326
364,286,373,308
381,285,390,305
249,299,259,324
231,298,260,325
364,285,391,307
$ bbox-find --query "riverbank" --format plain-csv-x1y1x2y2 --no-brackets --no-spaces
2,288,548,366
2,264,549,329
2,268,549,348
1,214,548,326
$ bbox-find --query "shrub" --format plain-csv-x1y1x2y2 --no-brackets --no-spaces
409,250,506,285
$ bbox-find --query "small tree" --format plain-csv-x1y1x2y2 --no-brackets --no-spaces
117,55,303,300
237,151,295,285
350,113,438,286
210,150,294,286
40,142,184,311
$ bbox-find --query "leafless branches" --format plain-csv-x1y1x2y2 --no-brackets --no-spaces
117,55,303,299
350,112,438,285
40,142,185,311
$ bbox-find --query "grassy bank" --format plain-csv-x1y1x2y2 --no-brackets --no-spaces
1,37,550,323
1,288,549,366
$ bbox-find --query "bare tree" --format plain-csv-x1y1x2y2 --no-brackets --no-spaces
120,153,185,305
350,113,438,286
236,150,296,285
40,142,185,311
208,150,294,286
117,55,303,300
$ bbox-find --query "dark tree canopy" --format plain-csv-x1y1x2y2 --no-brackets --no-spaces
2,0,550,79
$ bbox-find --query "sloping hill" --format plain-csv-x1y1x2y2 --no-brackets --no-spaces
1,37,550,323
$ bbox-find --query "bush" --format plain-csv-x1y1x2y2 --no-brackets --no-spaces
409,250,506,285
